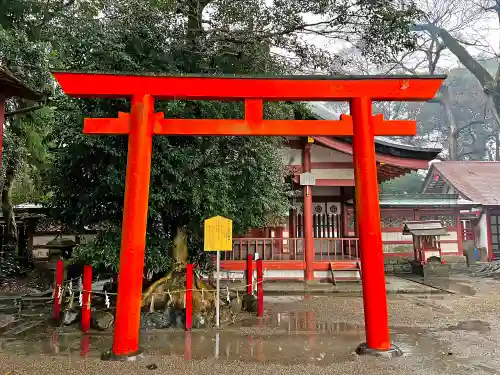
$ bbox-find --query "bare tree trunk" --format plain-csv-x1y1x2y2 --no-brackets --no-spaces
2,164,18,250
497,131,500,161
439,85,459,160
414,23,500,130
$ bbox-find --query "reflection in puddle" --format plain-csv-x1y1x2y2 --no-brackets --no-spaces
0,310,460,366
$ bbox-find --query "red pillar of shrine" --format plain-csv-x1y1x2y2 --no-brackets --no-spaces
111,94,154,358
302,143,314,281
350,97,400,357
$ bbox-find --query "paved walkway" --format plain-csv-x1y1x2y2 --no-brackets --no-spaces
222,275,439,294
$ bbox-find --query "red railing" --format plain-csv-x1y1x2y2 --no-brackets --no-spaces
221,237,359,261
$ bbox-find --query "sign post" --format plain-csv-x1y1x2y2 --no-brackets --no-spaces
204,216,233,328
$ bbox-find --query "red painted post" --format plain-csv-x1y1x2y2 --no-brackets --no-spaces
185,264,193,331
112,95,154,357
246,254,253,294
81,265,92,333
53,259,64,321
350,97,390,351
302,143,314,281
256,259,264,317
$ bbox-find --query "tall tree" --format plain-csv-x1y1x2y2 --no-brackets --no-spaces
38,0,424,274
412,0,500,159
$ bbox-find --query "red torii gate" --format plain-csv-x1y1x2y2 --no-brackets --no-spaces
52,72,444,359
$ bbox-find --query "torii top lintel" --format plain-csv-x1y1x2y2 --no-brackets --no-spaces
51,72,445,137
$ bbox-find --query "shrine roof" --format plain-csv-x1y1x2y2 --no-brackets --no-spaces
403,220,448,236
423,161,500,206
0,66,42,100
305,102,442,157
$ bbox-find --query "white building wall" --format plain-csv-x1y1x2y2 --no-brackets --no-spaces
477,212,489,251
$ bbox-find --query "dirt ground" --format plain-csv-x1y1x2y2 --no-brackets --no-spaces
1,274,500,375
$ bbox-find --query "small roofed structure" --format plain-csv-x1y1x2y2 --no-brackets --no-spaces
403,220,450,278
403,220,448,264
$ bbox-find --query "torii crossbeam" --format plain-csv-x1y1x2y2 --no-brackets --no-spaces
52,72,445,359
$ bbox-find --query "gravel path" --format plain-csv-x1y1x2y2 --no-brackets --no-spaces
1,275,500,375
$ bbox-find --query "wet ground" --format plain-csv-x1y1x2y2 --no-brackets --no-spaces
1,274,500,374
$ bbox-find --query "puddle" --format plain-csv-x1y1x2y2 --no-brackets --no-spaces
421,278,477,296
0,309,458,366
0,325,451,365
448,320,491,333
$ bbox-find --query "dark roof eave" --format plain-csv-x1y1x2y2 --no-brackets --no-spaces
0,67,43,101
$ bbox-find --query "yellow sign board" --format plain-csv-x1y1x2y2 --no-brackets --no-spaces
204,216,233,251
307,136,314,143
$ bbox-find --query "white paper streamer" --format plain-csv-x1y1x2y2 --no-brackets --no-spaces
226,286,230,303
149,294,155,312
57,286,64,304
201,289,206,304
68,280,73,296
78,291,83,307
104,291,110,309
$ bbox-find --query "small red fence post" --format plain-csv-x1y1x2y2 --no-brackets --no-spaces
246,254,253,295
185,264,193,331
81,265,92,332
53,259,64,321
256,258,263,317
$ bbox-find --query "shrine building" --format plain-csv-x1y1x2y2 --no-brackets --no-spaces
219,103,473,281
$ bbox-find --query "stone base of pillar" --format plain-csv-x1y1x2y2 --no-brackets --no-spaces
101,349,145,362
355,343,403,358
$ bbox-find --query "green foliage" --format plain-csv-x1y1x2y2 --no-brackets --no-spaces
0,251,28,281
380,171,425,194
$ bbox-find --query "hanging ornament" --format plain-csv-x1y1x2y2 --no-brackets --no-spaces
201,289,206,305
58,286,63,304
78,291,83,307
87,293,91,309
68,280,74,296
236,290,241,304
149,294,155,312
68,291,74,309
104,291,110,309
78,276,83,290
226,286,230,303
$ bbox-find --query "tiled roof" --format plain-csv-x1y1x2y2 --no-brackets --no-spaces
424,161,500,206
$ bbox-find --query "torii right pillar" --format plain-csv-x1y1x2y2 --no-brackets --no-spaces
351,96,400,357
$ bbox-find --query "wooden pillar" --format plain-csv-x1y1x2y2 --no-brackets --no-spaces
350,97,391,352
112,95,154,357
302,143,314,281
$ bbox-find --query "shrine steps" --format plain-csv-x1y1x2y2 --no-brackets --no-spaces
329,261,362,285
